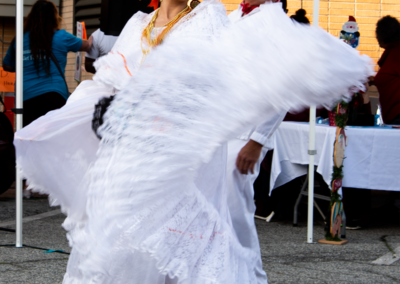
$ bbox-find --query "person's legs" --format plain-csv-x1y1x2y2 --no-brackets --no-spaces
22,92,66,197
23,92,66,127
227,139,268,283
342,187,371,228
254,150,274,217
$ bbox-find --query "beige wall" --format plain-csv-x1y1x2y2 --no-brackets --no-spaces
0,0,91,109
5,0,400,96
0,0,60,17
223,0,400,68
285,0,400,71
0,17,15,67
221,0,400,98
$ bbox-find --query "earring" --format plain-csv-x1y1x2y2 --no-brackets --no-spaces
187,0,200,9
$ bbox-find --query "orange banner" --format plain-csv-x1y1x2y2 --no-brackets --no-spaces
0,67,15,92
82,22,87,40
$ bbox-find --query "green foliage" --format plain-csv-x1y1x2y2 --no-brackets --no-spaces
332,100,349,128
325,231,342,242
335,114,348,128
332,165,344,181
330,190,341,207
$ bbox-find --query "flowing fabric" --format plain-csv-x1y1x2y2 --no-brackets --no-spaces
14,1,374,283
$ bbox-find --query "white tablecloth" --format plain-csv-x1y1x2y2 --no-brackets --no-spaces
270,122,400,192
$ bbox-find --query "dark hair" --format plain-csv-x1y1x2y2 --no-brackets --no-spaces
376,15,400,45
24,0,61,75
281,0,288,14
290,9,310,24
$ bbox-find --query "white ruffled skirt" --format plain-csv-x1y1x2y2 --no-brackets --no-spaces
15,2,374,283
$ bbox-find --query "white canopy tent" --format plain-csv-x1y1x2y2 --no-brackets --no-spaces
13,0,320,246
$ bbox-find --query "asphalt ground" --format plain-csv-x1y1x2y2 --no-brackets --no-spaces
0,198,399,284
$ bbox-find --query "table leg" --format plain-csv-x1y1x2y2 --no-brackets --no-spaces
293,175,308,227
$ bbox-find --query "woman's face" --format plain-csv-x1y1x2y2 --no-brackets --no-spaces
377,36,388,49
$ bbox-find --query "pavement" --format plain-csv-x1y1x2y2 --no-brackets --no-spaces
0,198,399,284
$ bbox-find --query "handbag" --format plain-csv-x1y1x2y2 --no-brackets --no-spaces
92,96,114,139
0,96,16,194
50,52,71,96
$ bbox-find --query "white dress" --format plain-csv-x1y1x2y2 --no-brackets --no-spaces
226,6,287,283
14,1,373,283
85,29,118,60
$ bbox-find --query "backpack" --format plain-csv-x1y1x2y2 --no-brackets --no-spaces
0,96,16,195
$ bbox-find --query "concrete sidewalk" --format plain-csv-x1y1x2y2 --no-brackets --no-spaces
0,213,69,284
257,220,400,283
1,199,399,284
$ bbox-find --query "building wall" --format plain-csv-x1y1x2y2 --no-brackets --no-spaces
3,0,400,96
285,0,400,69
223,0,242,13
223,0,400,69
222,0,400,99
0,0,91,96
0,0,60,17
0,1,60,67
0,17,15,68
0,17,15,112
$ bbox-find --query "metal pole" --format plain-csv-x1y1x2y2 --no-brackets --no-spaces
312,0,320,28
15,0,24,248
307,0,320,244
307,107,316,243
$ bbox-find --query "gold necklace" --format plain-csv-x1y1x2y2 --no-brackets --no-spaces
141,1,200,62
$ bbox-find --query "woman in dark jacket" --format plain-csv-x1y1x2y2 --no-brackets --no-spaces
3,0,92,127
373,15,400,125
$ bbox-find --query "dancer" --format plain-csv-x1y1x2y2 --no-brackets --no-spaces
226,1,288,282
85,29,118,73
15,0,373,282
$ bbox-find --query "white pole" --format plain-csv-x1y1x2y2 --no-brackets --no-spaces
15,0,24,248
307,0,320,244
307,107,316,243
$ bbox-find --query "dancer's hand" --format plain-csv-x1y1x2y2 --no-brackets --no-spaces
236,140,263,175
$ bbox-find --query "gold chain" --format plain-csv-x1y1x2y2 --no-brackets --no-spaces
140,5,193,63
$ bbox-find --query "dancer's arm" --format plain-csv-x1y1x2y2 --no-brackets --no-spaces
79,35,93,52
236,139,263,174
236,110,285,174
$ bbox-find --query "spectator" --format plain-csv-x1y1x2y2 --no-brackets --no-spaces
372,15,400,220
2,0,92,127
290,8,309,24
373,15,400,125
